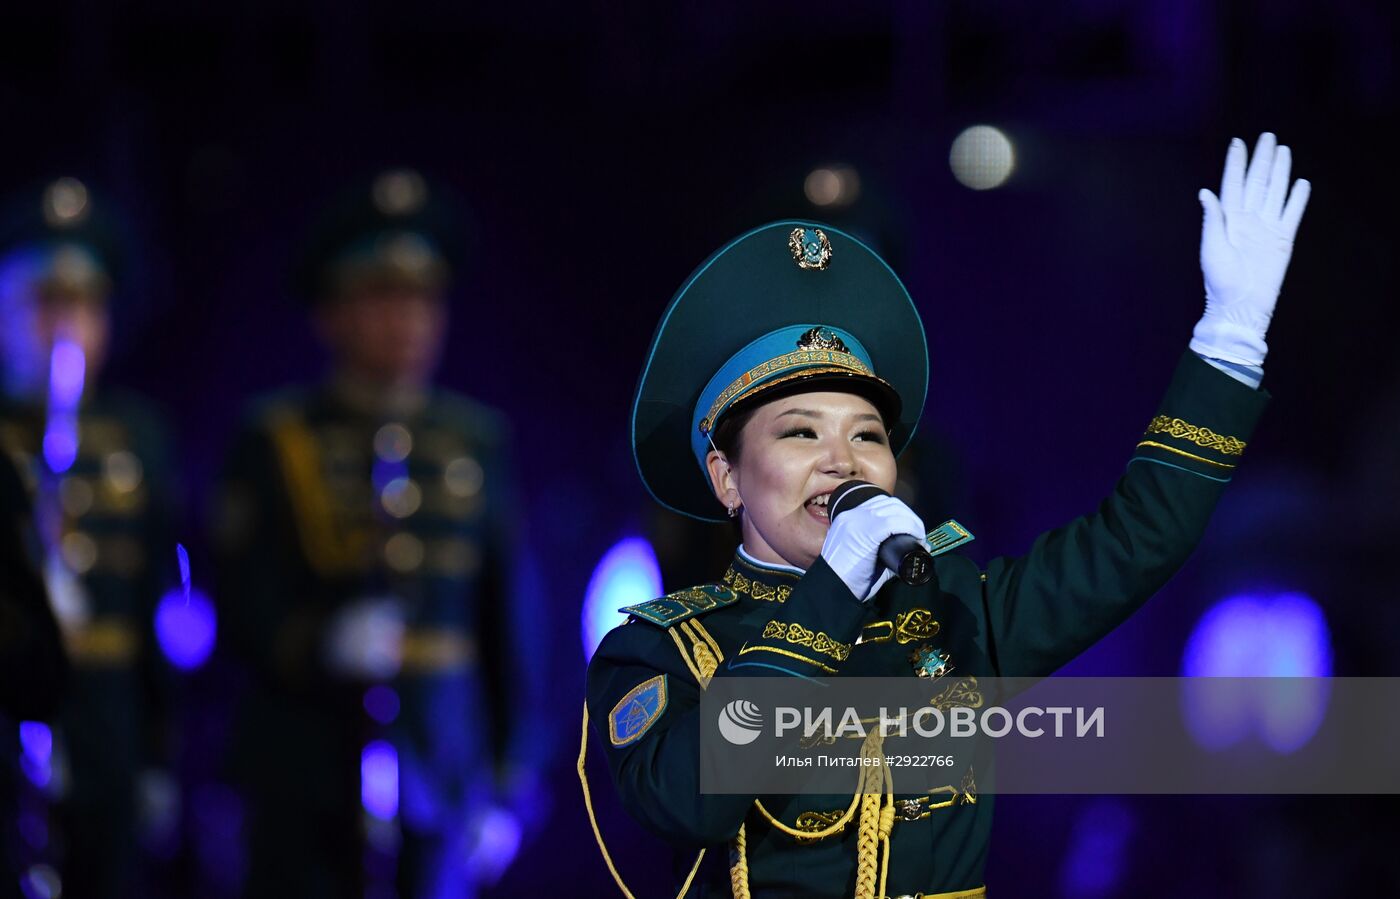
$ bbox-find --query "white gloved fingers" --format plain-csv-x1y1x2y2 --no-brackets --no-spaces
1219,137,1247,212
1281,178,1312,239
1263,144,1292,220
853,495,927,543
1243,132,1277,213
326,596,406,680
1198,188,1227,252
821,494,927,602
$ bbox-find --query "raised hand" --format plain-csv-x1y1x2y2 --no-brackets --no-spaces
1190,132,1312,367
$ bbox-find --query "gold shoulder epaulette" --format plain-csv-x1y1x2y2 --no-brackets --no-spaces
619,584,738,628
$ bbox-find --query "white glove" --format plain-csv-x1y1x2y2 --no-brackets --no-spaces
138,768,181,845
820,494,926,602
323,596,405,680
462,804,523,887
1191,132,1312,367
43,552,92,631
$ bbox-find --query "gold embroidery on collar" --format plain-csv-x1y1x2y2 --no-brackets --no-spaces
1144,415,1246,456
723,567,792,603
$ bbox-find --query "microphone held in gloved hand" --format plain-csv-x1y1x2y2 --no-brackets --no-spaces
827,480,934,586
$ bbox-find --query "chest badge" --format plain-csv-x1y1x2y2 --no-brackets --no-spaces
909,644,953,679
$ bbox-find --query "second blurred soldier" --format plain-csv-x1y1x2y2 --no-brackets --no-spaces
0,178,178,899
216,170,537,899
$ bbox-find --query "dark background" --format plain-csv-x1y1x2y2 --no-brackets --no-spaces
4,0,1398,895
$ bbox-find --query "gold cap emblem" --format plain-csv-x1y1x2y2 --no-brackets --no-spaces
796,326,849,354
788,227,832,271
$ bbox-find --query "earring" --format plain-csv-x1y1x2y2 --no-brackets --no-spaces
727,504,739,519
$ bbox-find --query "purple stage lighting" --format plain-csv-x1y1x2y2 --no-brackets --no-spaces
42,338,85,473
1181,591,1332,753
361,740,399,820
18,721,52,788
1058,799,1135,898
17,810,47,851
581,536,662,660
364,685,401,725
20,864,61,899
177,543,192,601
155,585,217,671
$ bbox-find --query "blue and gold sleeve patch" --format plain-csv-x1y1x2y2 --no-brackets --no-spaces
608,674,668,747
619,584,738,628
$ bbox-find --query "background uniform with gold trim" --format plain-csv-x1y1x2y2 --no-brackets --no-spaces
0,178,178,899
214,170,541,898
218,387,532,897
0,391,177,897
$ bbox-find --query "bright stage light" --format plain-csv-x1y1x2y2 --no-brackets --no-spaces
581,536,663,661
18,721,52,788
949,126,1015,190
42,338,85,473
361,740,399,820
804,166,861,208
1180,591,1332,753
155,585,217,671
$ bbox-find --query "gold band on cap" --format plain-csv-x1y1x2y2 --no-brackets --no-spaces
698,350,873,434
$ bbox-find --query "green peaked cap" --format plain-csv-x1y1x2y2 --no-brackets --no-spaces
631,221,929,521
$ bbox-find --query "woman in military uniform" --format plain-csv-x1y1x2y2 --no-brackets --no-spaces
582,133,1311,897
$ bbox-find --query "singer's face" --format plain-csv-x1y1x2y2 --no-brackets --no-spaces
711,390,897,571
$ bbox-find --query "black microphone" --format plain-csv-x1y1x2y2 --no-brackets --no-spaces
827,480,934,587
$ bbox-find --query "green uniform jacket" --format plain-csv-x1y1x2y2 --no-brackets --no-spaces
0,390,175,784
215,384,541,836
0,451,67,721
586,353,1269,897
0,389,176,898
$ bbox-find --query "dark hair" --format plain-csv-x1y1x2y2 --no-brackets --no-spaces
710,402,760,465
708,403,760,534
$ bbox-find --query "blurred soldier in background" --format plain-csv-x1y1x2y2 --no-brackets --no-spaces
0,447,68,741
1,445,70,899
215,169,542,899
0,178,178,899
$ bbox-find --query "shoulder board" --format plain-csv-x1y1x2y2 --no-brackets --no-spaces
926,519,974,556
619,584,738,628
